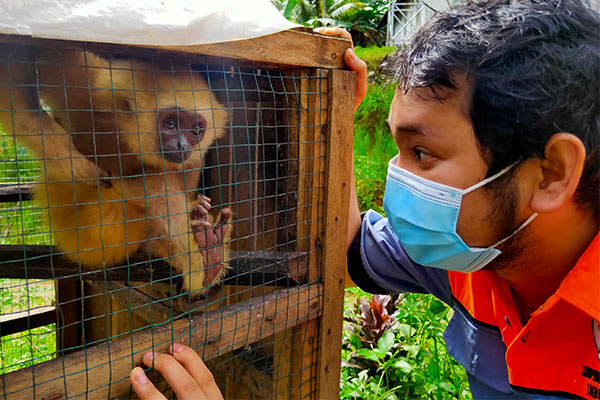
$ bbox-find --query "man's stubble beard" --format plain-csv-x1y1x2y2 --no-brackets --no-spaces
482,172,536,275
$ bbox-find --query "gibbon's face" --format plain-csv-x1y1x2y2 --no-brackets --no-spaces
158,108,207,164
118,63,228,171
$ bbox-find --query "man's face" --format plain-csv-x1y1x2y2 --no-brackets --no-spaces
386,83,521,249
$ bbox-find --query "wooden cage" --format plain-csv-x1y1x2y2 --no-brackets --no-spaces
0,29,354,399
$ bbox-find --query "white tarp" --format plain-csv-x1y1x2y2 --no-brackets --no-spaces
0,0,299,46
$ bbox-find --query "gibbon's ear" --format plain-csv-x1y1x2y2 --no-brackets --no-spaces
529,133,586,213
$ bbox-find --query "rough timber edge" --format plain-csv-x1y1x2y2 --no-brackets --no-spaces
0,27,351,70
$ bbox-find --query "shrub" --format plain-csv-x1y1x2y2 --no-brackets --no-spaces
340,288,472,400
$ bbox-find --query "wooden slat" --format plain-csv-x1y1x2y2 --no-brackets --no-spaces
86,281,173,324
0,183,34,202
316,69,355,400
290,68,328,398
0,245,308,285
0,306,55,336
56,278,82,354
0,283,323,400
0,29,350,70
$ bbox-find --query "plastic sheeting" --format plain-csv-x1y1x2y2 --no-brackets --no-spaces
0,0,299,46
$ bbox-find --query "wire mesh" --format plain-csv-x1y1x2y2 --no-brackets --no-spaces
0,40,330,399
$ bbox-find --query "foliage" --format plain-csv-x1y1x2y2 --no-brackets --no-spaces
354,45,397,74
352,46,397,214
0,279,56,373
270,0,389,46
341,288,472,400
0,133,56,373
0,135,51,245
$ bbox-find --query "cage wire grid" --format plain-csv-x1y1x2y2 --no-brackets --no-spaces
0,42,329,399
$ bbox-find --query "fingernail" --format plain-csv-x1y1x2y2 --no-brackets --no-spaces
142,352,156,363
172,343,184,353
135,368,148,385
347,48,356,60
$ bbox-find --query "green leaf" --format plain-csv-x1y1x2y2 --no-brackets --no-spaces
283,0,297,18
377,330,395,354
392,359,413,374
428,299,448,316
355,348,380,362
396,323,412,338
348,332,362,349
402,344,420,358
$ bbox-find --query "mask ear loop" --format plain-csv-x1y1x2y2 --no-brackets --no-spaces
463,162,518,195
492,213,538,248
461,160,536,248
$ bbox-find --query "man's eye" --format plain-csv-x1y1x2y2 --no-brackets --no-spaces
413,148,425,161
164,118,177,130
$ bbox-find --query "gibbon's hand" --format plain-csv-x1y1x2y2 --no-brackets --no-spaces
314,27,367,112
130,344,223,400
191,196,232,285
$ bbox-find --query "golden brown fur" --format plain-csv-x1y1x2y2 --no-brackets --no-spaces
0,46,230,298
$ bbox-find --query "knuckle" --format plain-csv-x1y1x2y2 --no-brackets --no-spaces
196,372,217,388
180,378,200,394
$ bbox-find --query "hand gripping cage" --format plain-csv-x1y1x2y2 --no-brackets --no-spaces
0,29,354,399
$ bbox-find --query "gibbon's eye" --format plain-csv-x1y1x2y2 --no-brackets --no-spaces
164,118,177,130
193,121,206,137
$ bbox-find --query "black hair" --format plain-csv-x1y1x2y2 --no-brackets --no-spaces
384,0,600,216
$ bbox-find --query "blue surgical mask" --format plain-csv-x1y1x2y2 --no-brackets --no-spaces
383,155,537,273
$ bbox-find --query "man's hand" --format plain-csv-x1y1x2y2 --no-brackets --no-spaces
130,344,223,400
314,27,367,112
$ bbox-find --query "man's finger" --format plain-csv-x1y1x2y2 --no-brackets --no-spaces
129,367,167,400
143,352,208,400
344,48,368,111
314,27,353,47
170,344,224,400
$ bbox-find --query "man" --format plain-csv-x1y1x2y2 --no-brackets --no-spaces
130,1,599,398
344,0,599,398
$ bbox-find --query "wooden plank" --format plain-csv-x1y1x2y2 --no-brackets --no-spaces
87,281,173,325
0,29,350,70
0,283,322,400
316,69,355,400
56,277,82,354
0,245,308,285
290,68,328,399
0,183,34,203
0,306,55,336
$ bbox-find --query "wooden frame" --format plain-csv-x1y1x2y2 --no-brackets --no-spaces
0,30,354,399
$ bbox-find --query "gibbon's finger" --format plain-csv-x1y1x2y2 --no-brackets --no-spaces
191,205,209,223
129,367,167,400
170,344,224,400
344,48,368,112
97,169,112,188
220,208,233,224
142,352,209,400
313,27,353,48
200,199,211,212
213,211,231,243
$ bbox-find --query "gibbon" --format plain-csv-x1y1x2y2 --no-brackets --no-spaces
0,45,231,299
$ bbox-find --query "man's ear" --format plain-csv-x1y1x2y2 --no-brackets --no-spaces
529,133,586,213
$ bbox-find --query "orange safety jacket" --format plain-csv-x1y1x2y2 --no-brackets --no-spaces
449,233,600,399
348,210,600,399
